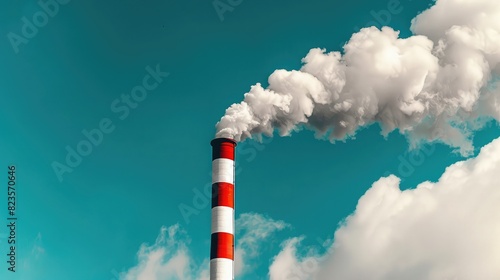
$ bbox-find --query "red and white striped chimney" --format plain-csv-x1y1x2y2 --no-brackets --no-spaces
210,138,236,280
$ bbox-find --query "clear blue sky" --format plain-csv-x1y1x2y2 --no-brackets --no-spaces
0,0,499,279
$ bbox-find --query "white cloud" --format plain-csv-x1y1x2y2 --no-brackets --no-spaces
269,237,325,280
120,213,288,280
269,136,500,280
235,213,289,276
120,224,208,280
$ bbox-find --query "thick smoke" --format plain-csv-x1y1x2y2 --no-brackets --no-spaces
215,0,500,155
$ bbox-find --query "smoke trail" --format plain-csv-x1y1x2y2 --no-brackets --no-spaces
215,0,500,155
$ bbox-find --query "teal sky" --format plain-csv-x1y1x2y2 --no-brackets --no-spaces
1,0,499,279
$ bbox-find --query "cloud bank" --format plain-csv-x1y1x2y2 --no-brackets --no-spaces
269,136,500,280
216,0,500,155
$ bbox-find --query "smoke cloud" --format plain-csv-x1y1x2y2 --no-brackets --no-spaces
215,0,500,155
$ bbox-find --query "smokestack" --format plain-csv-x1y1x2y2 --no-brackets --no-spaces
210,138,236,280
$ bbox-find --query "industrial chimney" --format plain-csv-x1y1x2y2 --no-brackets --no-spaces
210,138,236,280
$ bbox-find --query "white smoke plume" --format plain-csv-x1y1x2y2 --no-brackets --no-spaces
215,0,500,155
